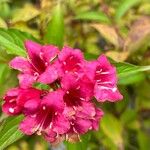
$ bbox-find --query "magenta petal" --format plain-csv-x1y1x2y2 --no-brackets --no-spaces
98,54,113,69
41,45,60,62
23,98,40,115
59,46,83,61
38,64,59,84
19,116,37,135
24,40,42,57
44,130,57,143
10,57,32,73
2,101,22,115
18,74,35,88
76,101,96,119
92,108,104,130
42,90,64,112
3,88,19,100
74,118,92,134
53,114,70,134
94,84,123,102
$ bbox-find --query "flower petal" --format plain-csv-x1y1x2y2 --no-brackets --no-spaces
18,74,35,88
94,84,123,102
53,114,70,134
38,64,59,84
41,45,60,62
74,118,92,134
24,40,42,58
10,57,32,73
42,90,64,112
19,116,37,135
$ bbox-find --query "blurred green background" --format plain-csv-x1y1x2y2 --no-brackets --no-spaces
0,0,150,150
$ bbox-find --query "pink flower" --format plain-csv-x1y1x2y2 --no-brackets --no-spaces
19,90,70,143
58,46,85,77
86,55,123,102
10,41,60,88
65,104,103,142
2,88,41,115
2,40,123,144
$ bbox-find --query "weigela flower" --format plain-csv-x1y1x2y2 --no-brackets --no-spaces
2,88,41,115
86,55,123,102
58,46,85,77
2,41,123,145
10,41,60,88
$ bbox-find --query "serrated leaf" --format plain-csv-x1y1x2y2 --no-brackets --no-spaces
0,28,38,56
91,23,120,47
0,116,24,150
44,3,64,48
75,11,110,23
115,0,140,21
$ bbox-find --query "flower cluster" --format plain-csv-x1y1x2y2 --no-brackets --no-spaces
2,41,123,144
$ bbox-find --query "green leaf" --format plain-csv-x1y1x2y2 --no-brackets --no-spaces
115,0,141,21
0,28,38,56
100,113,123,147
44,3,64,48
113,62,150,79
0,116,24,149
138,131,150,150
0,64,17,96
75,11,110,23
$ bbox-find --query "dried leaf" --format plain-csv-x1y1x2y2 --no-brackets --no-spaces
11,3,40,23
106,51,129,62
124,16,150,52
0,17,7,28
91,23,121,48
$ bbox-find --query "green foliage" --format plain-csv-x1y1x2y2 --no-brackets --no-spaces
75,11,110,23
0,0,149,149
44,3,64,48
0,116,24,150
0,28,38,57
115,0,141,21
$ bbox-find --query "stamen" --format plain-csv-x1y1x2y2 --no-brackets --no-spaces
42,106,46,110
96,79,101,82
76,63,81,67
98,81,112,84
76,86,80,90
31,114,37,118
63,61,66,65
65,70,68,73
9,108,14,113
45,62,48,66
66,91,69,94
49,122,53,129
99,86,117,92
73,127,78,133
71,122,74,125
66,134,69,140
96,69,102,74
39,52,44,59
55,112,58,116
73,106,76,110
80,97,85,101
100,71,109,75
70,56,74,60
9,99,15,103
